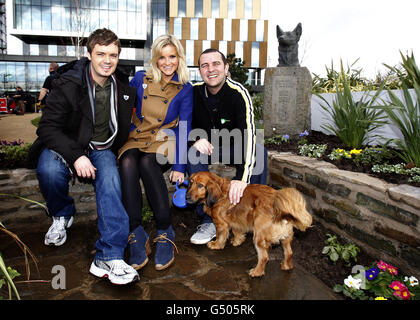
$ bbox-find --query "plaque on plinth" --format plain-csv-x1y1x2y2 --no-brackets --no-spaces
263,67,312,138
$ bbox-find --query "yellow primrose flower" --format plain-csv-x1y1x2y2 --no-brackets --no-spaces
350,149,362,155
375,297,387,300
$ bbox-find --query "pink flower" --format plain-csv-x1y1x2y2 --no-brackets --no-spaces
390,281,407,291
387,264,398,276
393,289,410,300
377,260,388,271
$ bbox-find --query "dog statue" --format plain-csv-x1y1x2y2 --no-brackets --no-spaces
276,23,302,67
186,171,312,277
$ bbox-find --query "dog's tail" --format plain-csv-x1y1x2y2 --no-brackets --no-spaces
273,188,312,231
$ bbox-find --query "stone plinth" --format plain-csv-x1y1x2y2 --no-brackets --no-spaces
263,67,312,138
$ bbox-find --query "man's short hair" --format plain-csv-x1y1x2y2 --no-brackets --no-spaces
86,28,121,54
198,48,227,67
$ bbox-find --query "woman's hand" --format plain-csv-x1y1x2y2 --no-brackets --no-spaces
170,170,184,183
193,138,214,155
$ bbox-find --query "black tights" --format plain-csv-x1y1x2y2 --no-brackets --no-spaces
119,149,172,232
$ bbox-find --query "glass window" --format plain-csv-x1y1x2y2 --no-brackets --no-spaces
135,12,143,35
108,0,117,10
29,44,39,55
41,5,52,30
186,40,194,66
118,0,126,11
202,40,211,51
6,63,16,82
31,5,42,30
15,5,22,29
173,18,182,39
100,10,109,29
42,0,51,5
211,0,219,18
207,18,215,40
228,0,235,19
235,41,243,61
22,5,32,29
16,63,26,83
51,6,62,31
127,0,136,11
239,19,247,41
66,45,75,56
118,11,127,34
244,0,252,19
51,0,61,5
48,44,57,56
136,0,142,11
126,11,135,31
91,0,100,9
178,0,186,17
251,42,259,67
256,20,264,41
223,19,231,41
190,18,198,40
90,9,100,30
100,0,109,10
219,40,227,58
195,0,203,17
108,11,118,32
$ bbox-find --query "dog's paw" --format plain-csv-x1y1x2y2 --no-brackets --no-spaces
207,241,223,250
231,235,245,247
248,268,264,278
281,261,293,270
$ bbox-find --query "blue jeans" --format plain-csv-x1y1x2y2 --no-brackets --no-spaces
37,148,129,261
187,143,268,224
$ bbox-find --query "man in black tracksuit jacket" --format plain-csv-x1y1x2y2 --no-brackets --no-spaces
187,48,267,245
29,29,139,285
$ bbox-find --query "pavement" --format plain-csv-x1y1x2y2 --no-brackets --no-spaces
2,203,340,302
0,112,341,302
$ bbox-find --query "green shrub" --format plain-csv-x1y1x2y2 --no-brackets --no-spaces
322,233,360,266
316,60,387,149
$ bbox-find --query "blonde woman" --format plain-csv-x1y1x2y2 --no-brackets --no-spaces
118,34,192,271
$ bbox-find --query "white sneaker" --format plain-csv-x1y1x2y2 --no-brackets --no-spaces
44,216,74,246
89,259,139,285
190,223,216,245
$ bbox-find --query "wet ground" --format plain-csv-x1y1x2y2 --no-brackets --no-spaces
1,202,340,302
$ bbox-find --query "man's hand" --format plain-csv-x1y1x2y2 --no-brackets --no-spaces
193,138,214,155
228,180,247,205
170,170,184,183
74,155,97,180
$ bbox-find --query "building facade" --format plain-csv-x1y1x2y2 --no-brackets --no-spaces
1,0,270,94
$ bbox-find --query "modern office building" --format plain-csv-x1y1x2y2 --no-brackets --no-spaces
1,0,270,94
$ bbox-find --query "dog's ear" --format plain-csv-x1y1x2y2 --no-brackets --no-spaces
206,180,222,207
276,25,283,39
293,23,302,40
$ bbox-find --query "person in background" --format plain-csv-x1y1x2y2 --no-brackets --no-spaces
36,62,59,112
29,28,139,285
118,34,193,272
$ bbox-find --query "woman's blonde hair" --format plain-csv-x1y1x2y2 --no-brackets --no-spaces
146,34,189,85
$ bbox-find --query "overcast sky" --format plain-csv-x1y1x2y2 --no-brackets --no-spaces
266,0,420,79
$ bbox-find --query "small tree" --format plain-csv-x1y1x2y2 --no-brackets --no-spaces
226,53,249,86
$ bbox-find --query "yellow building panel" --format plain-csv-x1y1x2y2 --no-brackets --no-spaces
194,40,203,66
211,40,219,50
203,0,212,17
169,18,174,35
264,20,268,41
227,41,236,56
219,0,228,18
231,19,240,41
198,18,207,40
215,18,224,41
252,0,260,19
186,0,195,17
180,39,187,52
236,0,244,19
182,18,190,39
259,41,267,68
243,41,252,67
248,20,256,42
169,0,178,18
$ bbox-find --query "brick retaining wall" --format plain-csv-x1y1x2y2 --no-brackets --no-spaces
268,151,420,278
